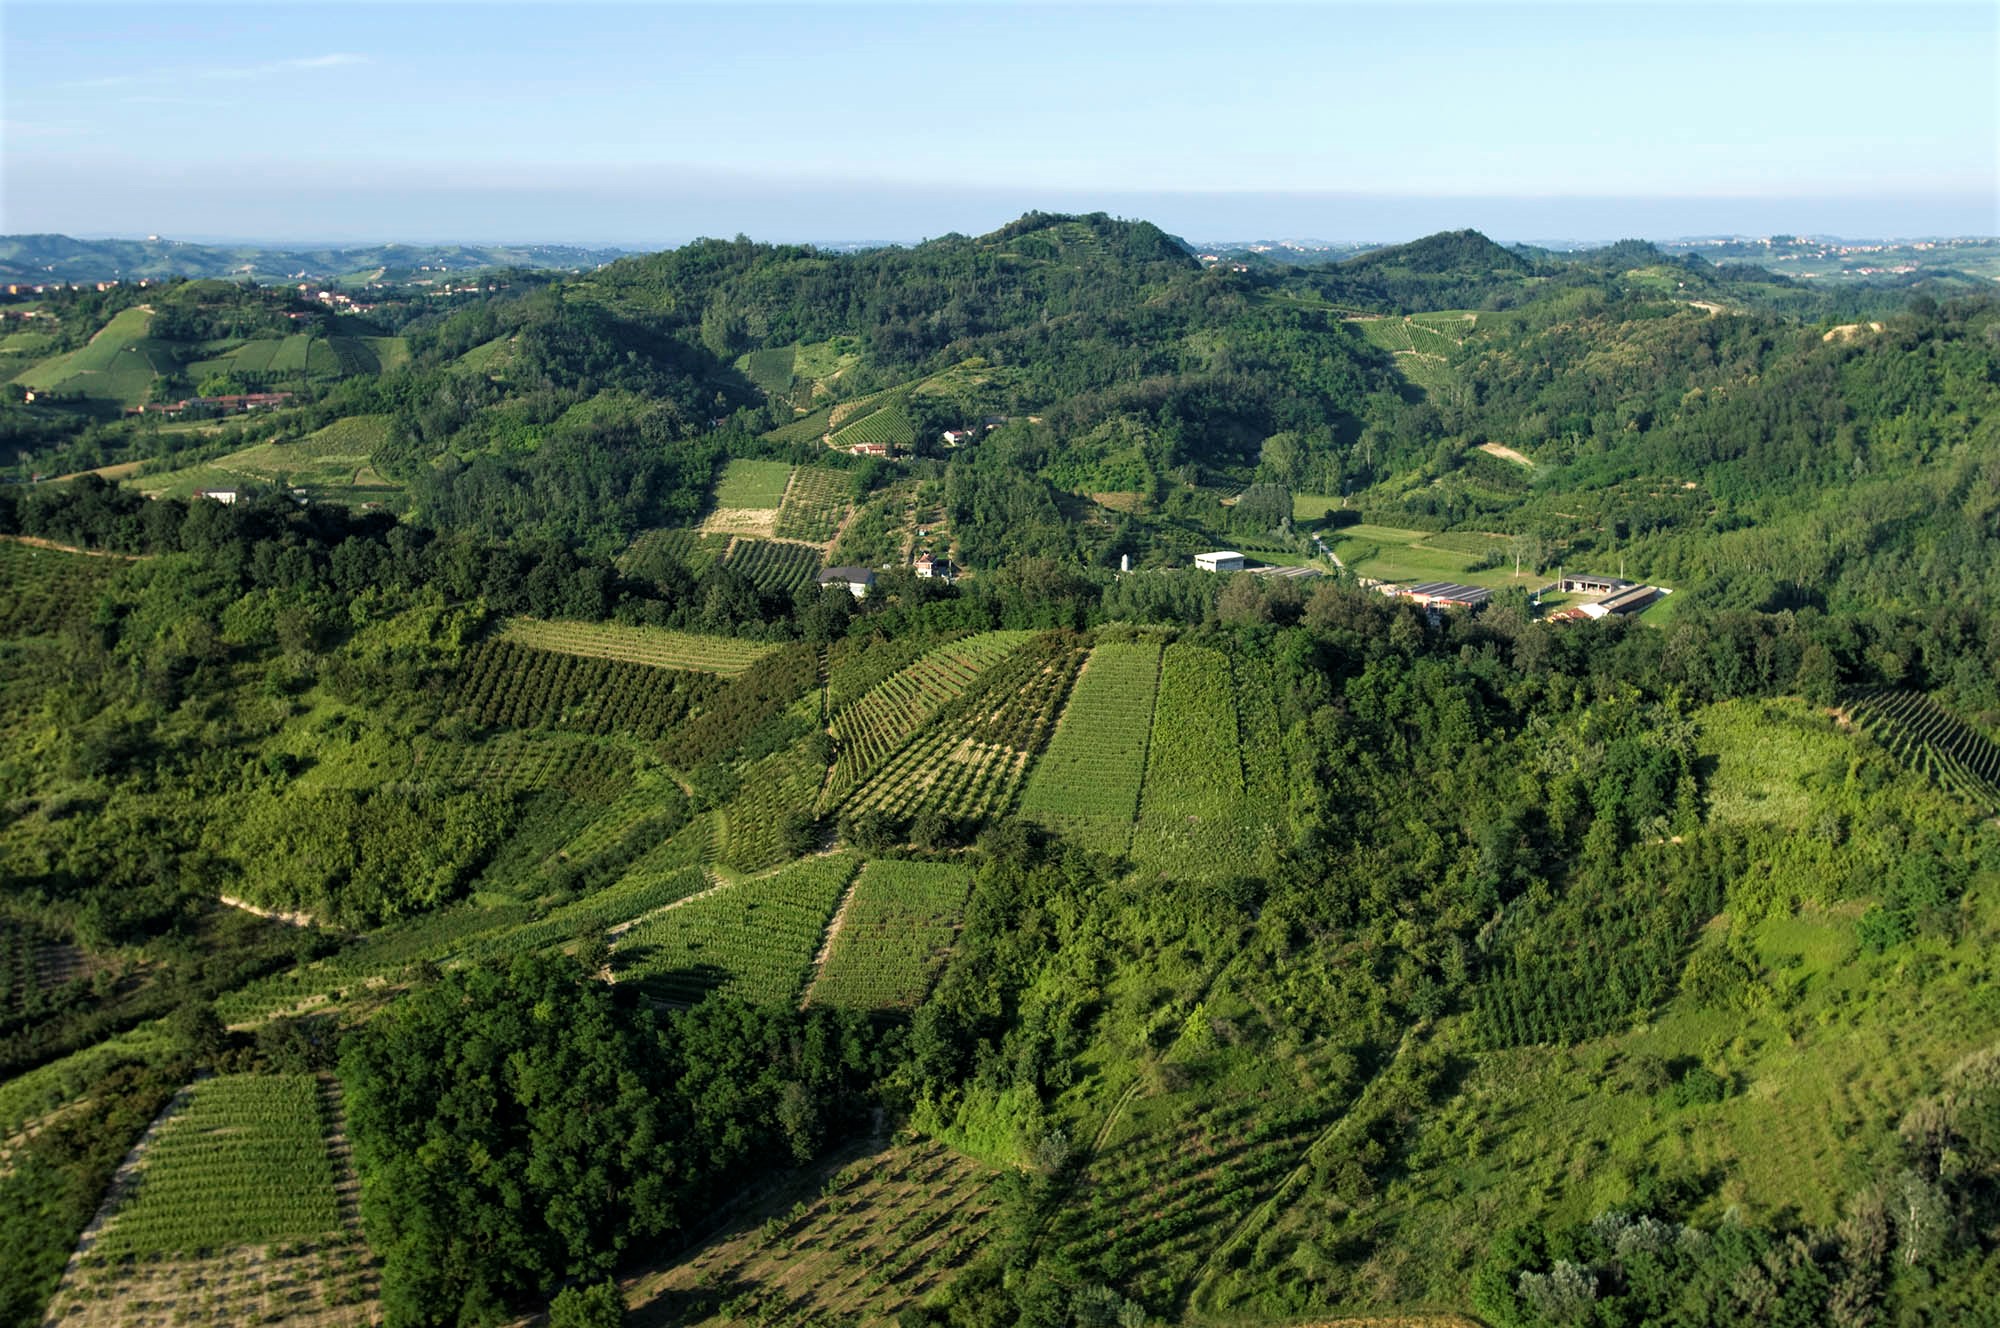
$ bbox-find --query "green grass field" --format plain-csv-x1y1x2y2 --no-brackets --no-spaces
11,307,174,407
712,458,794,509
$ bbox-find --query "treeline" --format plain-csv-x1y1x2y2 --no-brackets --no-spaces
340,954,885,1325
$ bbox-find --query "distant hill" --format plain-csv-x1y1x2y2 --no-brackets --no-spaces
0,235,631,287
1340,227,1533,276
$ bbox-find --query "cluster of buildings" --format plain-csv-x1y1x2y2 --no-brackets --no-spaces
815,551,956,600
127,392,293,418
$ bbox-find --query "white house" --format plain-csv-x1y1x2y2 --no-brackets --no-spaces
816,566,877,599
1194,551,1246,573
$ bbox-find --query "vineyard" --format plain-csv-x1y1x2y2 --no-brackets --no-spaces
91,1074,343,1258
828,393,917,450
1846,688,2000,815
716,739,828,871
1018,639,1165,855
773,465,854,543
1130,644,1254,879
0,540,122,635
50,1074,378,1327
713,458,795,510
807,860,973,1009
498,617,776,675
411,730,633,800
819,632,1032,811
725,537,824,596
451,638,722,738
738,345,797,395
626,1135,1001,1328
825,631,945,713
763,403,837,446
613,854,860,1005
660,643,822,769
838,632,1088,826
619,527,727,576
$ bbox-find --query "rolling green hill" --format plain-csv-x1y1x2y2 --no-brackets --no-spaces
1,215,1999,1328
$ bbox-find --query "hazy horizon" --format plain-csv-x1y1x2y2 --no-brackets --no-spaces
6,2,1993,246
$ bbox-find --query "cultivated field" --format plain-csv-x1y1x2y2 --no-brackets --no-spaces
724,537,823,596
624,1133,1001,1328
1131,643,1253,879
0,540,124,635
453,637,722,738
1019,638,1165,855
806,860,973,1010
44,1073,379,1328
498,618,778,675
773,466,853,543
819,632,1033,811
713,458,795,510
614,854,860,1005
620,527,728,576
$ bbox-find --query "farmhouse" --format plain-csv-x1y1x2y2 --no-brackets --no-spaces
193,490,239,505
1381,580,1492,609
847,441,891,457
940,429,975,447
1194,551,1246,573
1558,572,1633,595
816,566,877,598
914,553,954,580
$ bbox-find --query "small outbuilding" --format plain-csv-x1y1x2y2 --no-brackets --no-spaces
816,566,877,599
1558,572,1633,595
1194,551,1247,573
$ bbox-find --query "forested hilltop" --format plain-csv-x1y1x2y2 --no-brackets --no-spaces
1,212,1998,1328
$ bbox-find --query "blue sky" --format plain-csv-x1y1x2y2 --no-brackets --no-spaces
4,2,1994,245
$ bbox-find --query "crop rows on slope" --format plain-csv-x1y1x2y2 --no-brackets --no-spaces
773,465,853,543
1051,1091,1335,1301
825,631,953,714
726,537,824,596
661,643,822,769
820,631,1032,810
92,1074,343,1259
1232,650,1289,810
1847,688,2000,815
1131,644,1252,880
766,404,837,445
840,632,1088,826
413,730,634,801
717,738,830,871
740,345,797,395
0,541,119,635
829,395,917,449
614,854,860,1006
539,778,692,895
1018,639,1164,855
499,617,776,676
807,860,973,1010
452,638,722,738
619,527,727,576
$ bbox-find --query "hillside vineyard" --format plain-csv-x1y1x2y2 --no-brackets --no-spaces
1,214,1998,1328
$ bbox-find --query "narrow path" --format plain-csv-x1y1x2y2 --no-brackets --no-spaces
0,533,145,560
798,868,867,1009
219,894,319,929
606,868,731,943
51,1078,200,1286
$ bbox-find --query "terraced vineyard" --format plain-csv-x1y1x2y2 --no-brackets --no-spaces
1018,638,1165,854
452,637,722,737
498,617,776,675
725,537,823,595
0,540,122,634
773,465,853,542
626,1135,1001,1327
807,860,973,1009
839,632,1088,826
1131,643,1253,879
613,854,860,1005
1847,688,2000,814
819,631,1033,810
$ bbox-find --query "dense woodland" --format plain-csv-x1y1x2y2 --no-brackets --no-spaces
1,214,1998,1328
